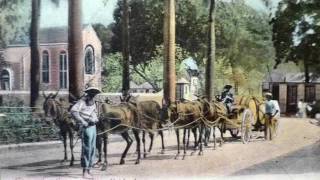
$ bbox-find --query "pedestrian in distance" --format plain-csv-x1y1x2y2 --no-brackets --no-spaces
296,99,307,118
71,83,101,178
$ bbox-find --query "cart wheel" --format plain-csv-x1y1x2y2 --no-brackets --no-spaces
229,129,239,138
241,109,253,144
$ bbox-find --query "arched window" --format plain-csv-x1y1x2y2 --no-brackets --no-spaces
42,51,50,83
0,70,10,90
59,52,68,89
84,46,95,74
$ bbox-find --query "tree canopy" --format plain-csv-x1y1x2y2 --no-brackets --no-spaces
0,0,29,48
270,0,320,77
101,0,275,95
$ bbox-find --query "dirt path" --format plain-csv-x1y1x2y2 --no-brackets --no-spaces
0,118,320,179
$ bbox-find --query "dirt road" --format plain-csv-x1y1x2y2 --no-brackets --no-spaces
0,117,320,179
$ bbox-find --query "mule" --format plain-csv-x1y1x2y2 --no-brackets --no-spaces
199,98,219,149
166,101,205,159
97,100,141,170
134,100,169,157
43,92,77,166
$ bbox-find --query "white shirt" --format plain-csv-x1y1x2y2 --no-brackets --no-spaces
271,100,280,118
71,98,99,124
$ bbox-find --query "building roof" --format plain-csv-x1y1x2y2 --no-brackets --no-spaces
9,25,93,45
130,81,139,89
177,78,190,84
130,81,154,90
182,57,198,70
264,72,320,83
140,82,153,89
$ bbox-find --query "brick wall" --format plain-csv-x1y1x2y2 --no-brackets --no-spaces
39,44,68,91
83,25,102,89
1,25,102,105
2,25,102,92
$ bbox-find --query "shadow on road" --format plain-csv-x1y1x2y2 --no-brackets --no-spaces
232,140,320,176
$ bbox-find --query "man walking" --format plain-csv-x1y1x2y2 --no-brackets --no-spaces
71,83,101,178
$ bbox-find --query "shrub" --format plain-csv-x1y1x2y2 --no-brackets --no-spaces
0,97,59,144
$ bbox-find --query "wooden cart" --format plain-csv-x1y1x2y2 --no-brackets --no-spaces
213,96,279,143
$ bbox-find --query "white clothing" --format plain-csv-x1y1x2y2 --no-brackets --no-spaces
71,98,99,126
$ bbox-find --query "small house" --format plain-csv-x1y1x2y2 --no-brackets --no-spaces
176,78,190,100
178,57,200,100
263,72,320,114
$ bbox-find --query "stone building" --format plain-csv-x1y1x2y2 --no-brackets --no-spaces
178,57,200,101
0,25,102,104
263,72,320,114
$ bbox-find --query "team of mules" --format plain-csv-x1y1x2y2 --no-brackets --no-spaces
42,93,271,170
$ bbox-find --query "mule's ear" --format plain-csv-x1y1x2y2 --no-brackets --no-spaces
169,104,177,111
42,91,48,99
52,90,60,99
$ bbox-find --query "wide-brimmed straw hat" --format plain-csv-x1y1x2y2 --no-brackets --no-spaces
84,82,101,95
224,85,233,89
265,92,272,97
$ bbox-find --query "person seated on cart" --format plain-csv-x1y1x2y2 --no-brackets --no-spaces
221,85,234,113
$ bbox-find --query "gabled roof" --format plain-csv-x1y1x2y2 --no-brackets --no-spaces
140,82,153,89
130,81,154,89
9,24,93,45
264,72,320,83
177,78,190,84
182,57,198,70
130,81,139,89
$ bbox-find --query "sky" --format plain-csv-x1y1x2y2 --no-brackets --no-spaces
40,0,281,28
40,0,118,27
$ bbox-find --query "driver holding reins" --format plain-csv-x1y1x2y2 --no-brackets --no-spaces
221,85,234,113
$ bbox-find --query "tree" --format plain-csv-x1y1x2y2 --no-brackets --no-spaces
132,44,189,91
270,0,320,81
110,0,208,66
214,0,274,94
101,53,123,92
30,0,41,109
101,45,189,92
68,0,84,99
163,0,176,104
121,0,130,96
205,0,216,101
92,23,113,56
0,0,29,49
106,0,274,96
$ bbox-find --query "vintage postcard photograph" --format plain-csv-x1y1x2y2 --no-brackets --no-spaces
0,0,319,179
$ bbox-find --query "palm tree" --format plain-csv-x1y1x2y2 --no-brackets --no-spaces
68,0,84,99
30,0,60,108
205,0,216,101
122,0,130,96
30,0,41,109
163,0,176,105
